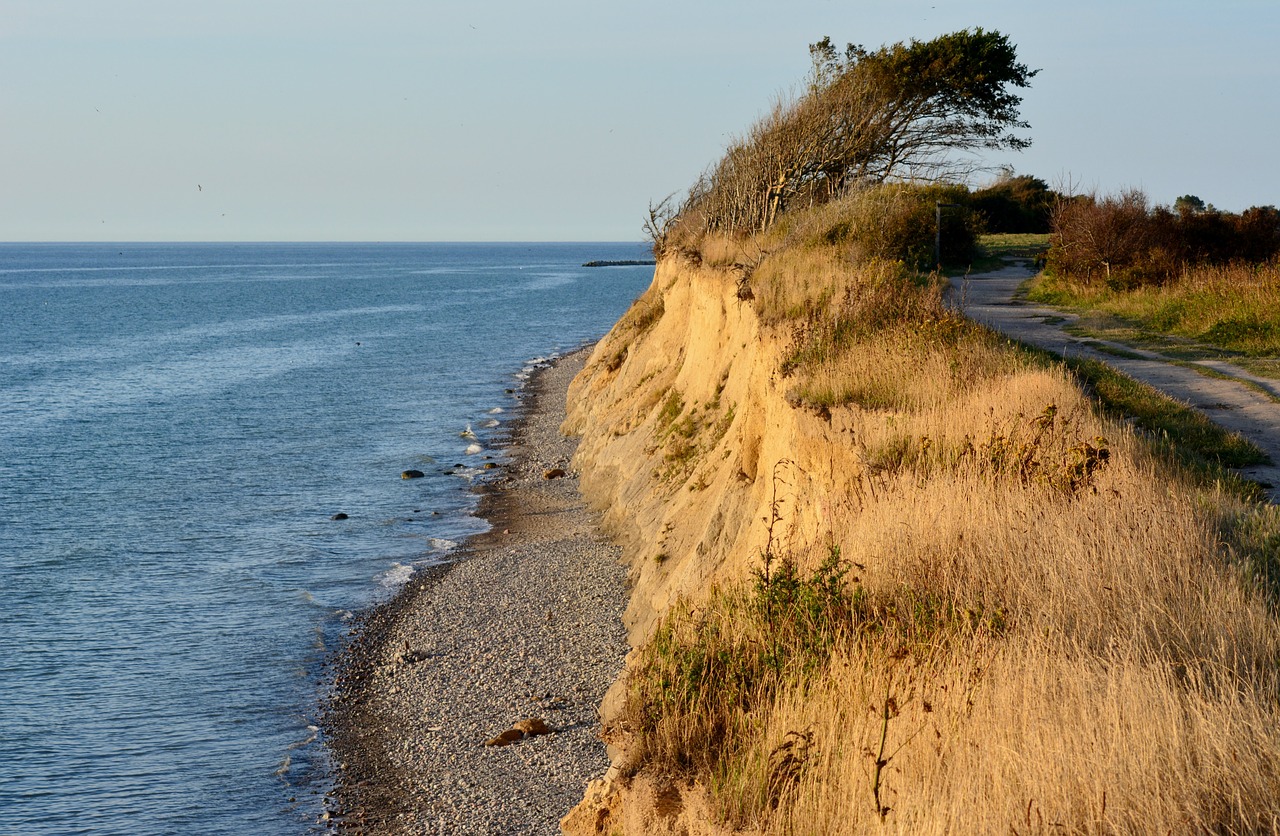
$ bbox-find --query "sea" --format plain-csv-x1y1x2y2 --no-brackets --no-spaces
0,242,654,835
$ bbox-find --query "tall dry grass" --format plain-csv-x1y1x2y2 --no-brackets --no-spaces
621,198,1280,833
756,248,1020,413
628,364,1280,833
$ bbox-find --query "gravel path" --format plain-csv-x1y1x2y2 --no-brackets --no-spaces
323,349,629,834
953,262,1280,499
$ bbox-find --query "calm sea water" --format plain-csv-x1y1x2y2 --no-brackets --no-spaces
0,242,652,835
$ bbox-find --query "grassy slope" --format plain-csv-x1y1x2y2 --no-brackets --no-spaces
618,195,1280,834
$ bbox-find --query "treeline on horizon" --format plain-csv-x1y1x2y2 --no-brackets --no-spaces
1049,190,1280,286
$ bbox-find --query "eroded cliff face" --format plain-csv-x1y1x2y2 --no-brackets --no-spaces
560,256,865,833
564,257,862,641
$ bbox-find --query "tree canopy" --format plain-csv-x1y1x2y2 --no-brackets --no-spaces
670,29,1037,242
1174,194,1207,215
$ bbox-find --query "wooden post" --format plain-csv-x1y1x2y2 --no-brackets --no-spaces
935,202,963,269
935,202,942,269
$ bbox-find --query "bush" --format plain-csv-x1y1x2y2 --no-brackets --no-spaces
627,547,859,775
782,182,981,269
1048,190,1280,285
1047,189,1154,285
969,173,1055,233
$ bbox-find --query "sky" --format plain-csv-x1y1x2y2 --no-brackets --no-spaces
2,0,1277,242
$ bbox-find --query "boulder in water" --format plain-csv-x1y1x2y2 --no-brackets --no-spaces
401,469,425,479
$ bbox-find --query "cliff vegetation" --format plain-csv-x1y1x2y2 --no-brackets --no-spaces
562,31,1280,835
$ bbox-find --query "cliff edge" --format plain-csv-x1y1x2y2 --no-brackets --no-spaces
556,233,1280,834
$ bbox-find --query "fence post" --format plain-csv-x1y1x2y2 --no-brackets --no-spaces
935,202,963,269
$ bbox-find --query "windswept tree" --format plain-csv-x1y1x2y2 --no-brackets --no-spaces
668,29,1037,242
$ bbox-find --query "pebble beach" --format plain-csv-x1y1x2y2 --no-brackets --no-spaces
323,349,629,834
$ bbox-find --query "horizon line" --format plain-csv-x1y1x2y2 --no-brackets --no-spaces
0,239,650,246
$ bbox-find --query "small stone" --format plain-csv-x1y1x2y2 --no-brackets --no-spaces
542,468,567,480
514,717,551,736
485,728,525,747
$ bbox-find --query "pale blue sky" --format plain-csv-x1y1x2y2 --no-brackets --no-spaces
2,0,1276,241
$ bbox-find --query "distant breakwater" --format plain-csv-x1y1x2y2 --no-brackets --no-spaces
582,259,656,267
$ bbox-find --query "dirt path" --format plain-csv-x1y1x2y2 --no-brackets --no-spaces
952,261,1280,501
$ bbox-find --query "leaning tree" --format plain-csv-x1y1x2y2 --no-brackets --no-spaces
675,29,1038,237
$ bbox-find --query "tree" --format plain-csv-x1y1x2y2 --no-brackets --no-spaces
1174,194,1207,215
1049,189,1153,283
643,194,679,257
808,29,1037,181
678,29,1038,238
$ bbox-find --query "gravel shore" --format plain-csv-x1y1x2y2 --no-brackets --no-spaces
323,349,628,834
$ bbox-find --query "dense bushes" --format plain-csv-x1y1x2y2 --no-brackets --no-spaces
969,173,1054,233
786,183,981,269
1048,189,1280,285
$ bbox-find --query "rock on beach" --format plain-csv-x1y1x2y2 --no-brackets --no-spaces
323,348,628,834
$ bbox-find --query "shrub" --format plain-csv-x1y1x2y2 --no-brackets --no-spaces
969,173,1055,233
626,547,860,776
823,183,980,269
1049,190,1280,285
1047,189,1155,285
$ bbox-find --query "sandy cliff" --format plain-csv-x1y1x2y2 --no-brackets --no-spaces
560,256,863,832
566,257,857,636
559,243,1280,835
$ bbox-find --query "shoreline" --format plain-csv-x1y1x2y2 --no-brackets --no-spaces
321,347,628,833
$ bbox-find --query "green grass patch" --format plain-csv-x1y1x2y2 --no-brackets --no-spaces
626,549,858,775
1179,363,1280,404
1025,269,1280,357
625,544,1006,807
980,232,1051,260
943,233,1049,277
1232,357,1280,381
657,390,684,428
1088,343,1150,361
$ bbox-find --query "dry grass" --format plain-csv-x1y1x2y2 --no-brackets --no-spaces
697,234,766,271
681,183,982,326
621,200,1280,833
751,247,872,326
628,368,1280,833
785,319,1019,413
765,253,1022,413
